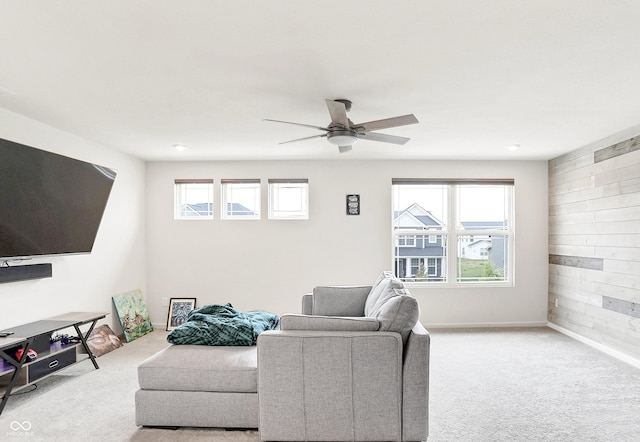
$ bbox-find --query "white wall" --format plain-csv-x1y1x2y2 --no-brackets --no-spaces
146,159,548,328
0,108,147,331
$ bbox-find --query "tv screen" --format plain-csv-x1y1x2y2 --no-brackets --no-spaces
0,137,117,260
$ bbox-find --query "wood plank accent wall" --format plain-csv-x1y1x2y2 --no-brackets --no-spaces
549,133,640,360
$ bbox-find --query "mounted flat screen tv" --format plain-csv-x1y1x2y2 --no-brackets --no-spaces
0,137,117,260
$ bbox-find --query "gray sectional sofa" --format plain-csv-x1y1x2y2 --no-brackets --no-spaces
135,271,430,441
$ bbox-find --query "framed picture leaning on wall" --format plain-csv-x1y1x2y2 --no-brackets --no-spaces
166,298,197,331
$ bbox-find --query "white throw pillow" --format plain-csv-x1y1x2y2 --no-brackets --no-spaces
364,275,402,316
374,294,420,344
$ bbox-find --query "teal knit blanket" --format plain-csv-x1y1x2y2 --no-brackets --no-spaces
167,303,279,346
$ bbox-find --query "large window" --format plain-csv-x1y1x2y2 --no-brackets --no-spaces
174,179,214,219
392,179,514,285
268,179,309,220
221,179,261,220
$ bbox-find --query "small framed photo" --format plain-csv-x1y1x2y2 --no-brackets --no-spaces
166,298,197,331
346,194,360,215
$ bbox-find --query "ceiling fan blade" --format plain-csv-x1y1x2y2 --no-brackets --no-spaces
263,119,329,132
359,131,410,145
325,99,350,129
338,145,353,153
354,114,419,132
279,134,327,145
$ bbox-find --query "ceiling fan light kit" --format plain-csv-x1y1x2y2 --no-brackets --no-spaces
327,130,358,146
265,99,418,153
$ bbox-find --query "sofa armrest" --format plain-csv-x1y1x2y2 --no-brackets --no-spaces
280,313,379,331
402,322,430,442
257,330,402,441
307,285,372,316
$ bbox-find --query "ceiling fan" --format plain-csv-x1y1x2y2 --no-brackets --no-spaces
264,99,419,153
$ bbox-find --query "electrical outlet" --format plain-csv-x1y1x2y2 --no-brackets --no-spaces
161,297,169,307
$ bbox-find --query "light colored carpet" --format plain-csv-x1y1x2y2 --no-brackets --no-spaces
1,327,638,441
428,328,640,442
0,329,258,442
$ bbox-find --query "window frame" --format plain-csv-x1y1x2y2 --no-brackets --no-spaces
392,178,514,287
268,179,309,220
221,179,261,220
174,179,214,220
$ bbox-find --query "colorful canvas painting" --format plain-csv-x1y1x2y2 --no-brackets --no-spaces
112,289,154,342
86,324,123,357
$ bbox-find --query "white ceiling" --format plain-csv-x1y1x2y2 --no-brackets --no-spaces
1,1,640,162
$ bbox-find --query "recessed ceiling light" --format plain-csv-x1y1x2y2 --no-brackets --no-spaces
173,144,187,152
506,144,520,151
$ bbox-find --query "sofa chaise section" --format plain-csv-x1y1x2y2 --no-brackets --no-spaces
135,344,258,428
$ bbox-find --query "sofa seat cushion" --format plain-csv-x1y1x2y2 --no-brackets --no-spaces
138,344,257,393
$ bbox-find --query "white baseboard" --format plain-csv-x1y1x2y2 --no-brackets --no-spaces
425,321,548,329
151,322,169,330
547,322,640,370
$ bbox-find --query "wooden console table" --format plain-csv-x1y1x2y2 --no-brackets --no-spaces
0,311,107,415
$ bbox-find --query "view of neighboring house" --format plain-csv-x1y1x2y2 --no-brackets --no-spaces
179,203,254,218
180,202,213,217
393,204,506,281
459,221,507,272
393,203,446,281
462,238,491,259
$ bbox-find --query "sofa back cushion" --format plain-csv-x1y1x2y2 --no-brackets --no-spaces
311,286,371,316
